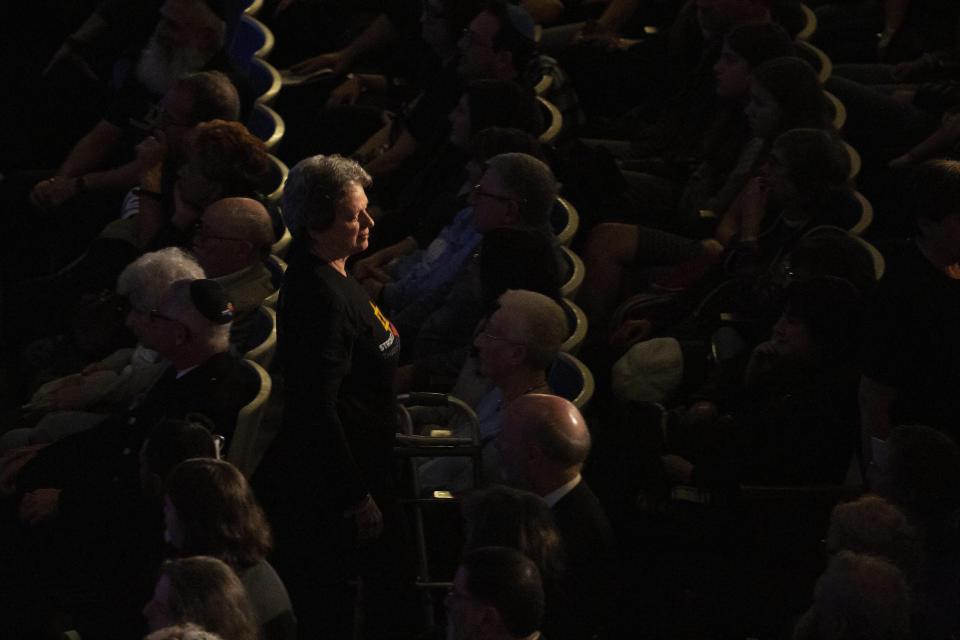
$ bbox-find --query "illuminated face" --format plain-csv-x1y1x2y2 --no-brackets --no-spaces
313,183,374,260
745,79,782,139
143,574,175,631
472,307,523,381
714,41,750,98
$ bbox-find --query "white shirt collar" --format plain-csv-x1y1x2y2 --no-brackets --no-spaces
542,474,581,508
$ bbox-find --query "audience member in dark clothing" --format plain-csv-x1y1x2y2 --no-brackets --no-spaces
860,160,960,455
0,416,217,640
359,79,542,252
252,155,402,640
461,485,568,634
497,394,618,640
661,277,863,488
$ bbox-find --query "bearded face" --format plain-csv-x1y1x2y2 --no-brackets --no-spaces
136,32,210,96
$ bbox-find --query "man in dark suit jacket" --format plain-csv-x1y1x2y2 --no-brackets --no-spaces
497,394,618,640
14,278,258,523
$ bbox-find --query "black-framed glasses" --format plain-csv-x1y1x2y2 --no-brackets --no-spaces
472,184,514,204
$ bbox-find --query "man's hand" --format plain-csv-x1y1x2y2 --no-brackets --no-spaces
29,177,77,213
326,76,362,108
345,494,383,544
891,57,929,82
135,131,168,178
353,251,392,283
290,50,350,76
19,488,62,526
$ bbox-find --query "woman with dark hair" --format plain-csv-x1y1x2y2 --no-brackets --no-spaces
143,556,259,640
461,485,565,586
715,127,856,267
581,56,832,335
252,154,400,638
133,119,271,251
164,458,295,640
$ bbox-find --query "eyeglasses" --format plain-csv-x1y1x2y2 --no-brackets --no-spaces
478,331,525,346
472,184,514,204
193,221,249,244
149,310,180,324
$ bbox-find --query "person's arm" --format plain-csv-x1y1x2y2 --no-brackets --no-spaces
362,128,419,176
289,13,400,75
42,11,108,77
596,0,640,34
889,111,960,166
29,119,126,212
326,72,389,107
59,119,124,178
353,236,417,283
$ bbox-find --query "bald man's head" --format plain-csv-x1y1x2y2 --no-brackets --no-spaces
192,197,273,277
497,394,591,494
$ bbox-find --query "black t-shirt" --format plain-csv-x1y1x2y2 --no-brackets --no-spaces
270,248,401,508
861,239,960,438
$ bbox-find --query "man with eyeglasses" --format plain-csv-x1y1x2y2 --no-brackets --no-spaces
9,278,258,532
446,546,545,640
6,69,243,287
456,0,581,129
191,197,277,349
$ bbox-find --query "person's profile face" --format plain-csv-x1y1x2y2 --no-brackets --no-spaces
714,41,750,98
143,574,175,631
745,79,782,139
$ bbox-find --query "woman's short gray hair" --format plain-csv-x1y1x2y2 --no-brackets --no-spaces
497,289,567,370
117,248,205,309
281,154,372,240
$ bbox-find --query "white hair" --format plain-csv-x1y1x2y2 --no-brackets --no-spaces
497,289,567,370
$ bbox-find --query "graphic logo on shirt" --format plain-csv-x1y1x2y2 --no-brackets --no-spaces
370,300,399,352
